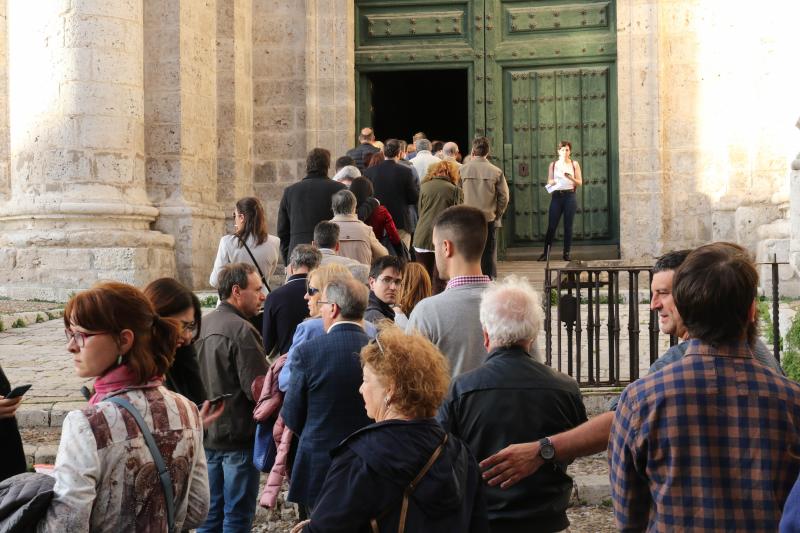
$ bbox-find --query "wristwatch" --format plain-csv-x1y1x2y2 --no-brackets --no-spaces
538,437,556,462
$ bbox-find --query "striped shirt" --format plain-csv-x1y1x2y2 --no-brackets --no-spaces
610,339,800,532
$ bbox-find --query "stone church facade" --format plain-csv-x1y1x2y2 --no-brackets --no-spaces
0,0,797,301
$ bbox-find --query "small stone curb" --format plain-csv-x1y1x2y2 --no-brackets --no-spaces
17,400,85,429
571,474,612,506
0,307,64,331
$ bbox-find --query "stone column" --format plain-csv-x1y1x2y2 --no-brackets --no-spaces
0,1,175,301
144,0,224,288
305,0,355,158
252,0,308,233
216,0,253,207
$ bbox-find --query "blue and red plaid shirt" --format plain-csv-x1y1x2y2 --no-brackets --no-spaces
445,275,491,291
610,339,800,532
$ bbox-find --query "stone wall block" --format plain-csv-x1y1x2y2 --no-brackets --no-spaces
43,150,93,182
253,161,276,183
91,49,142,86
64,15,135,52
61,81,143,118
73,0,141,21
146,124,180,155
94,152,135,183
80,115,134,151
734,205,783,249
17,248,92,271
91,247,148,271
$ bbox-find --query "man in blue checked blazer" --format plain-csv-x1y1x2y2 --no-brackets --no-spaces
281,276,372,517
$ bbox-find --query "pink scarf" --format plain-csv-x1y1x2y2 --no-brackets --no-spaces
90,364,163,405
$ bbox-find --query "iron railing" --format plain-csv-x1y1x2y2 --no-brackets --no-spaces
543,255,785,387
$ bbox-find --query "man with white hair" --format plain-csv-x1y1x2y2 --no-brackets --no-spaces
438,276,587,533
411,138,440,181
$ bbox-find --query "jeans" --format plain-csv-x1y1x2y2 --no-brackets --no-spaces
481,220,497,279
544,191,577,253
197,448,261,533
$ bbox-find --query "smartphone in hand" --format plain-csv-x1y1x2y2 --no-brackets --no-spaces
197,393,232,408
5,384,32,399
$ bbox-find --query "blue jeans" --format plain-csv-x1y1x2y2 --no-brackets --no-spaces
197,448,261,533
544,190,577,253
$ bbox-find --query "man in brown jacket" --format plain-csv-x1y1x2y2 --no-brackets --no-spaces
329,189,388,265
195,262,268,532
460,136,510,278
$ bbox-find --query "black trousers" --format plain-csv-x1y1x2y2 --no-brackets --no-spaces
481,220,497,279
544,191,577,253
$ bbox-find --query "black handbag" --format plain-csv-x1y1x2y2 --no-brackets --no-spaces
235,235,271,332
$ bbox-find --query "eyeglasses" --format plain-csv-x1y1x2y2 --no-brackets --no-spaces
377,276,403,287
65,329,106,348
307,286,320,296
180,320,197,333
317,300,333,307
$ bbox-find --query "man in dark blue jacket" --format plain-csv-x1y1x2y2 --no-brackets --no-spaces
438,276,587,533
364,139,419,248
261,244,321,356
281,276,372,517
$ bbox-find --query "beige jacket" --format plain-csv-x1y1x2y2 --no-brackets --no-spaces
331,214,388,265
460,156,510,224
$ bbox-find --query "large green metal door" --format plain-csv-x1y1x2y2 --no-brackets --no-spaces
355,0,487,138
355,0,618,249
484,0,618,248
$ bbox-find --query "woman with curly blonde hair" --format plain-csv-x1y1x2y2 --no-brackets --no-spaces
413,160,463,294
291,328,488,532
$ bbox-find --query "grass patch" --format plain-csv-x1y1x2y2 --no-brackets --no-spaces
11,318,26,328
0,320,4,332
200,295,218,308
756,299,776,346
45,311,57,320
35,314,45,323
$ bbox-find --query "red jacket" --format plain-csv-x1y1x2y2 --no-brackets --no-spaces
367,205,401,246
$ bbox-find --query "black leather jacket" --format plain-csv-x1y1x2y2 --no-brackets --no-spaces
438,345,587,532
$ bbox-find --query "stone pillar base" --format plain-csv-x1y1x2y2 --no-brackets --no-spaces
0,240,176,302
154,204,226,290
0,201,176,301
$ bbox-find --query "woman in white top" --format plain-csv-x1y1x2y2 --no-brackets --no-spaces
209,196,281,294
539,140,583,261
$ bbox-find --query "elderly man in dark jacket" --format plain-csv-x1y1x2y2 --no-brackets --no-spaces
438,276,587,533
277,148,346,264
261,244,322,356
281,277,373,517
364,139,419,248
195,263,268,533
345,127,380,172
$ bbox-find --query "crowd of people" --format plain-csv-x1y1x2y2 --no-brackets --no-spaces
1,128,800,533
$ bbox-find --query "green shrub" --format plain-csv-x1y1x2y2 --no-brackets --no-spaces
200,295,218,308
0,320,4,332
35,314,45,323
785,310,800,352
45,311,56,320
783,350,800,383
11,318,26,328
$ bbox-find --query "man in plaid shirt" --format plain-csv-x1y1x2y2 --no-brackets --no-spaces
610,242,800,531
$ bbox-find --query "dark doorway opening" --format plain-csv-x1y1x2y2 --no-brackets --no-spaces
367,69,469,158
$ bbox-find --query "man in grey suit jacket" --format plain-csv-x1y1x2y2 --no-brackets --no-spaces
281,276,372,517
